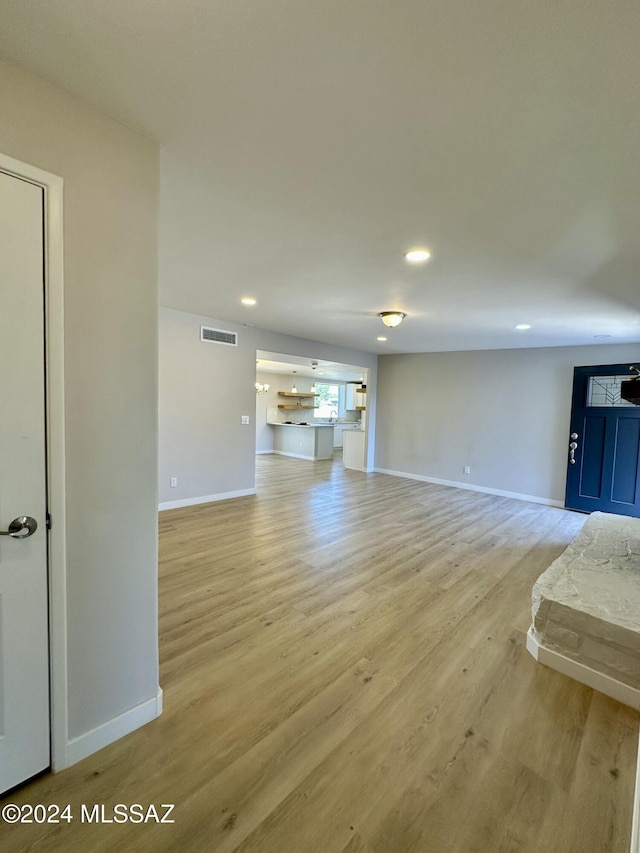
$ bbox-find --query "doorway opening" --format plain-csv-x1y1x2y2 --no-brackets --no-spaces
255,351,370,469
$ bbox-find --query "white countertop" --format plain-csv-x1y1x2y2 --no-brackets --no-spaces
268,422,334,428
268,422,362,430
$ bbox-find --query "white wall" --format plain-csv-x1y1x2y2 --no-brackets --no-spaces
0,60,160,748
375,343,640,504
159,307,378,506
255,372,281,454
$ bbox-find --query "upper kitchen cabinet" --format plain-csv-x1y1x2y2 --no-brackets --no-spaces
346,384,366,411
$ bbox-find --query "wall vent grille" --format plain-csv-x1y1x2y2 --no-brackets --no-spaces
200,326,238,346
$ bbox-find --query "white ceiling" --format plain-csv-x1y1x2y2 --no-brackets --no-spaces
256,351,366,383
2,1,640,354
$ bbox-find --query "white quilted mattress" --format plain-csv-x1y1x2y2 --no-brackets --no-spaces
531,511,640,690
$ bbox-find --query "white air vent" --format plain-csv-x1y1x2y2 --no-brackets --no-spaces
200,326,238,346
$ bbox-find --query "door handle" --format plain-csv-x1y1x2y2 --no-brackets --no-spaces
569,441,578,465
0,516,38,538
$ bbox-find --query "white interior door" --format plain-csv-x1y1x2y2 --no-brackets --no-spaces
0,169,50,792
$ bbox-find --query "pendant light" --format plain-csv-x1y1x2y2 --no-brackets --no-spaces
291,371,297,393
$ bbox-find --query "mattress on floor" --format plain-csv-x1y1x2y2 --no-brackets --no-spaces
531,511,640,690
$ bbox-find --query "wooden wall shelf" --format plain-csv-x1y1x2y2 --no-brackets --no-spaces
277,404,319,409
278,391,318,398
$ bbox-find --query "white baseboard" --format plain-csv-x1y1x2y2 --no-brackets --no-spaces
525,628,640,710
256,450,272,455
272,450,331,462
61,688,163,769
374,467,564,508
159,488,255,511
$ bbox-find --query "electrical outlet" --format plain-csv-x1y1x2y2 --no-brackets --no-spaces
463,466,471,475
170,477,178,488
241,415,250,424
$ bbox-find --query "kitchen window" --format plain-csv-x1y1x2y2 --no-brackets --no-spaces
314,382,346,419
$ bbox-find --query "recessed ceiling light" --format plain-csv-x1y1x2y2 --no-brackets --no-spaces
404,248,431,263
593,334,611,339
515,323,531,330
241,297,257,305
377,336,387,342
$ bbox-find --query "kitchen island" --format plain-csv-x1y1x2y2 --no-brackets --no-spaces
269,423,334,460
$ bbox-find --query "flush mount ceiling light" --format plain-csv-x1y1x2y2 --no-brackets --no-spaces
515,323,531,330
241,297,257,305
379,311,406,328
404,249,431,263
377,336,387,342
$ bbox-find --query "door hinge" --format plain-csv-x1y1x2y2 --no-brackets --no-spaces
46,512,52,530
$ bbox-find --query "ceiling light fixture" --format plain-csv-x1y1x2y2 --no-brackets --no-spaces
291,371,298,393
377,336,387,342
379,311,406,328
515,323,531,330
241,297,257,305
404,249,431,263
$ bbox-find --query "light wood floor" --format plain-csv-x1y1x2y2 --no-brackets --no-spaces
2,454,638,852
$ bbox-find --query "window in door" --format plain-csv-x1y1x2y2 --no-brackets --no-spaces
587,375,636,408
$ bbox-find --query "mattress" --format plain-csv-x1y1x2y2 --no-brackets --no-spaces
531,511,640,691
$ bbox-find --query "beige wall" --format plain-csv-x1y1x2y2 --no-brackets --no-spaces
375,343,640,504
0,60,160,743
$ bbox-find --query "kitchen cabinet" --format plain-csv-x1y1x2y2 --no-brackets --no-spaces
333,423,361,448
346,384,366,411
343,428,366,471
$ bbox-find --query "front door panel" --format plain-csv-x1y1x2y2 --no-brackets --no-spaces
565,364,640,517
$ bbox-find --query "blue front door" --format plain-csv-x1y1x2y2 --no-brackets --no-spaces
565,363,640,517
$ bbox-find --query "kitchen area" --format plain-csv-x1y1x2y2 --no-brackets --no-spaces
255,351,369,471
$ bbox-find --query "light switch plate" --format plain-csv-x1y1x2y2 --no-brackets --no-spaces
241,415,250,424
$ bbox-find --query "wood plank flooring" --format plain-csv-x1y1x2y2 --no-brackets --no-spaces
1,454,638,852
